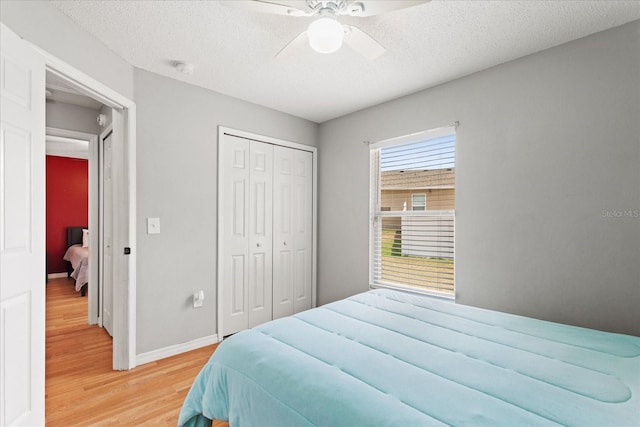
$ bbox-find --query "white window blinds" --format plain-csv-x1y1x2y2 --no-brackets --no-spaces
370,130,455,296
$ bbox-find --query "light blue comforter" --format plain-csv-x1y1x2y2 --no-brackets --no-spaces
179,289,640,426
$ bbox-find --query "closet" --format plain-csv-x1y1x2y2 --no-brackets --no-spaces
219,130,315,337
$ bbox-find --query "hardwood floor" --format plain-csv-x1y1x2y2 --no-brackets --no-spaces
46,278,228,426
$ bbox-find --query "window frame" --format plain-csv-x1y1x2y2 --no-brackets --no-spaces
411,193,427,211
369,125,456,299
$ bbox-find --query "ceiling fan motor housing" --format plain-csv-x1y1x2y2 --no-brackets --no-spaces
306,0,364,16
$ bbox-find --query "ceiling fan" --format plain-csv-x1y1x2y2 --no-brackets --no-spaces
226,0,430,59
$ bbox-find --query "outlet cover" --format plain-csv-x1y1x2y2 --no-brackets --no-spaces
147,217,160,234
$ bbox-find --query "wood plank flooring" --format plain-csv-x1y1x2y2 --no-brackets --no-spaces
46,278,228,426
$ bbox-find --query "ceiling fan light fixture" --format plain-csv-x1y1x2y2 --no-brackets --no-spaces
307,17,344,54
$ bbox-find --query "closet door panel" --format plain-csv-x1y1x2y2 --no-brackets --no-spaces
293,149,313,313
248,141,273,327
272,145,294,319
220,135,250,336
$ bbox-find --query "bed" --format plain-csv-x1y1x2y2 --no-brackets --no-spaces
63,226,89,296
179,288,640,427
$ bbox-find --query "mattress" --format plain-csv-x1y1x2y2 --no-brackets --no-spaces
179,289,640,426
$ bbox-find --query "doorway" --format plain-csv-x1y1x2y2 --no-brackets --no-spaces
42,62,136,370
38,30,137,371
44,76,120,353
45,126,99,323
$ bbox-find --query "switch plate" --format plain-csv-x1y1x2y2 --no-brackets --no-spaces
147,217,160,234
193,290,204,308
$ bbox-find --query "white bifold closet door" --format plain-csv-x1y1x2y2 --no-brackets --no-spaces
248,140,273,328
220,135,250,336
220,136,274,335
292,148,313,314
220,134,312,337
272,146,312,319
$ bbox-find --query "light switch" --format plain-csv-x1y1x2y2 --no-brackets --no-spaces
147,217,160,234
193,290,204,308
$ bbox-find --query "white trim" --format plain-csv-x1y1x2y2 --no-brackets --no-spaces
88,131,99,325
125,106,137,370
34,47,126,110
219,126,316,153
311,145,318,309
217,129,223,339
370,282,454,301
36,43,137,370
217,126,317,338
135,334,219,366
45,135,89,159
47,273,68,280
370,125,456,150
411,193,427,211
98,124,113,331
46,127,97,140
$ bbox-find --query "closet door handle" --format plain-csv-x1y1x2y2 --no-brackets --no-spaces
256,243,262,247
283,241,287,246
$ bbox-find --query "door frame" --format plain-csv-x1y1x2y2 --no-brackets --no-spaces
98,125,113,334
45,127,100,325
35,46,137,370
216,126,317,339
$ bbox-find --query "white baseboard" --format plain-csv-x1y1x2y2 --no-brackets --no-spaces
48,272,68,279
135,334,219,366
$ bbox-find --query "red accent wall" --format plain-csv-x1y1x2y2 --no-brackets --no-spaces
46,156,89,273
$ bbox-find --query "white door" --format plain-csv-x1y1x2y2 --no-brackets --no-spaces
293,149,313,313
248,140,273,327
272,145,294,319
220,135,250,336
0,23,46,426
100,129,114,336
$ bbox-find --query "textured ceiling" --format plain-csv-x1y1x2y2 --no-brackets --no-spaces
49,0,640,123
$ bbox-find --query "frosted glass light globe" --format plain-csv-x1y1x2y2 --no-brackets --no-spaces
307,17,344,54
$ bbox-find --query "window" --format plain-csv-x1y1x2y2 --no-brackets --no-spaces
411,194,426,211
370,127,455,296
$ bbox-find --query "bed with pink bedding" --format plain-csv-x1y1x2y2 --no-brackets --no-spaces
63,226,89,295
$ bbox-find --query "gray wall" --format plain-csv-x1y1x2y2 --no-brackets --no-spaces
0,0,134,100
46,101,100,135
134,69,317,353
317,21,640,336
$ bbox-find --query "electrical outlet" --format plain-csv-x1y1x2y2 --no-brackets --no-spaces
147,217,160,234
193,290,204,308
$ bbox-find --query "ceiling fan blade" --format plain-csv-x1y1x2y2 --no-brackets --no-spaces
222,0,311,16
343,25,385,60
275,31,309,59
344,1,430,17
